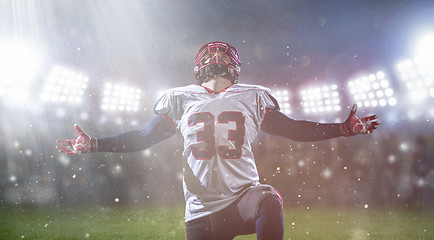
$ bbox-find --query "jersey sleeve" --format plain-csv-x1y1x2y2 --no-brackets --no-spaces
261,109,342,142
96,114,176,152
154,90,183,123
257,88,280,124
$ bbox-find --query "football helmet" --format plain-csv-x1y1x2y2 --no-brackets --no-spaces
194,41,241,84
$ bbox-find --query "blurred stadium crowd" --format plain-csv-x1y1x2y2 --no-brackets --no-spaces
0,111,433,210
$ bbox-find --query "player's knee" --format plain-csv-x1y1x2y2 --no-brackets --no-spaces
258,196,283,217
256,196,284,240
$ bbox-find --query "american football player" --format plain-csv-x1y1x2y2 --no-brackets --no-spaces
57,41,379,240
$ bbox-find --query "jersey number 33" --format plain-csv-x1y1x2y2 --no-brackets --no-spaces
188,111,245,160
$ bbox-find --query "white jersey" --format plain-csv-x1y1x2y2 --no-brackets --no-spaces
154,83,278,222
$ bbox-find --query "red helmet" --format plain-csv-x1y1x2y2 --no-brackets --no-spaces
194,41,241,84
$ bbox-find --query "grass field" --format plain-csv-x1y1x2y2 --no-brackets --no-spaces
1,205,434,240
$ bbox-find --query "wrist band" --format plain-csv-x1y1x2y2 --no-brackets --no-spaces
90,138,98,152
340,122,351,137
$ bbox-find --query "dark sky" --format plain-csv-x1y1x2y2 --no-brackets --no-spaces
1,0,433,89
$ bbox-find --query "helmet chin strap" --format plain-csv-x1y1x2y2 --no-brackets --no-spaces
197,64,238,84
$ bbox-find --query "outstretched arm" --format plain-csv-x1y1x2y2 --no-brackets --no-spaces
261,104,379,142
57,114,176,155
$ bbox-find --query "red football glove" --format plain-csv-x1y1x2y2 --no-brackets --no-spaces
340,104,380,136
57,124,97,155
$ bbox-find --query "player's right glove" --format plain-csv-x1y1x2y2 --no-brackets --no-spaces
340,104,380,136
56,124,97,155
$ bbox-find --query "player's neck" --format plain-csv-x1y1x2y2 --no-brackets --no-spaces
201,77,233,93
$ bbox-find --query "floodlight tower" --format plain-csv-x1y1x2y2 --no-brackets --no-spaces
40,65,89,105
300,84,341,114
273,89,292,115
347,71,397,109
392,32,434,123
101,82,141,112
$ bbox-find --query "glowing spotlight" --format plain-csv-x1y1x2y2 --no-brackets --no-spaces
414,33,434,69
273,89,292,115
0,41,43,87
101,82,141,112
0,40,44,107
300,83,341,114
41,66,89,104
347,71,396,108
396,58,434,104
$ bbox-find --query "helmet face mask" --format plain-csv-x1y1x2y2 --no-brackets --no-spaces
194,41,241,84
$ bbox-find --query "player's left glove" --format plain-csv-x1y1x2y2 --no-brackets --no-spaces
340,104,380,136
56,124,98,155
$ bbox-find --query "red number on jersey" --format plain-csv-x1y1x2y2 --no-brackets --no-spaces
188,111,245,160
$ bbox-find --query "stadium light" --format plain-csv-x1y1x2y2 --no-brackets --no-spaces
273,89,292,115
0,41,44,107
40,66,89,104
414,33,434,69
396,58,434,103
300,83,341,114
101,82,141,112
347,71,397,108
0,41,43,87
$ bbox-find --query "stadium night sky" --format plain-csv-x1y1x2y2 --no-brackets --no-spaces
2,0,432,90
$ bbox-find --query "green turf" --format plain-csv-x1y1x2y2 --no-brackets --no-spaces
1,206,433,239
